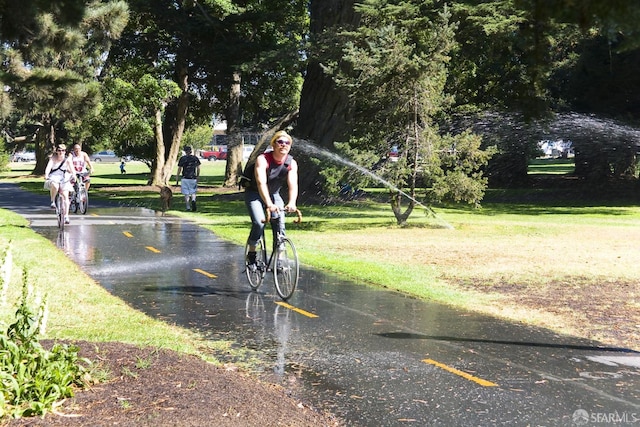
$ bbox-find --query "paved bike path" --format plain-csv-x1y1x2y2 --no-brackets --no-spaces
0,182,638,426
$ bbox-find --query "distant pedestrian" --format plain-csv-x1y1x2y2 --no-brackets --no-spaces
120,161,126,174
176,146,201,211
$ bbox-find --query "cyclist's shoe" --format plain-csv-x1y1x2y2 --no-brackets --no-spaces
64,216,70,224
191,200,196,212
246,251,257,266
50,202,56,209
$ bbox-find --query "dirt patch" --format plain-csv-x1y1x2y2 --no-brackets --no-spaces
476,280,640,350
6,341,342,427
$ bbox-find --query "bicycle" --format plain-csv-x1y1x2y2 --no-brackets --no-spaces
70,172,89,215
244,208,301,300
51,179,70,231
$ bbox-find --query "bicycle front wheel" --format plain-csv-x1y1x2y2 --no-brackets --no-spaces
245,237,266,290
273,237,299,300
55,195,65,231
77,186,88,214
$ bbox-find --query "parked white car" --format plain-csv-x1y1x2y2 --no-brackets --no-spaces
12,151,35,162
90,150,119,162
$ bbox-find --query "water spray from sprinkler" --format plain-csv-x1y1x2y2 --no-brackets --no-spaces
292,138,454,229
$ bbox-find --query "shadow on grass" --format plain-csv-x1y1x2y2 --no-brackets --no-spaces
96,173,223,187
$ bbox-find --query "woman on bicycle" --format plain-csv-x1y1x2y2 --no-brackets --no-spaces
44,144,75,224
244,130,299,265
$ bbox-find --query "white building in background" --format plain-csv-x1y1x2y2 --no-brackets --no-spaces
210,121,261,147
538,139,574,158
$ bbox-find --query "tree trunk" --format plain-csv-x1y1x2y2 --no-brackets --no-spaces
33,125,47,176
150,61,190,186
151,108,165,185
224,71,243,187
391,191,415,225
32,114,58,175
162,63,190,184
295,0,358,196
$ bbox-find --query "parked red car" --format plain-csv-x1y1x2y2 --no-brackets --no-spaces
199,145,227,161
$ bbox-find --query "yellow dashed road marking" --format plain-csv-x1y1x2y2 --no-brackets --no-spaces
193,268,217,278
145,246,161,253
275,301,319,318
122,231,133,238
422,358,498,387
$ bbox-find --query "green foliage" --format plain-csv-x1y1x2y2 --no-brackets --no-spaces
323,0,492,222
0,0,130,174
87,74,181,161
0,292,92,418
430,131,495,205
0,151,9,173
182,124,215,151
0,253,92,419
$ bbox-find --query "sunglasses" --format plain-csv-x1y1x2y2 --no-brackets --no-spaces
275,139,291,146
56,149,66,152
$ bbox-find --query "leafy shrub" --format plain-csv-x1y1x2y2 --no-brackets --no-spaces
0,248,93,419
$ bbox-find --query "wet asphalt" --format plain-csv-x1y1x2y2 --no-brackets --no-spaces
1,182,638,426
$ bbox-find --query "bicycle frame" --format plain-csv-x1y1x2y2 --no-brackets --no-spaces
245,208,301,300
70,173,88,214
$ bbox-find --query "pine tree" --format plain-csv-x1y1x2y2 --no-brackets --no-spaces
0,1,129,174
326,0,492,224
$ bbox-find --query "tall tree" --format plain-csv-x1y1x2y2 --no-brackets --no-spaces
448,0,640,185
324,0,492,224
88,74,180,175
296,0,357,194
103,0,307,186
0,0,129,174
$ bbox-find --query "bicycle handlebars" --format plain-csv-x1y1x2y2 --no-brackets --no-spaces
265,208,302,224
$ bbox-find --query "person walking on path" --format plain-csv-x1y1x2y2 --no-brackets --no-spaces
176,146,201,211
243,131,298,265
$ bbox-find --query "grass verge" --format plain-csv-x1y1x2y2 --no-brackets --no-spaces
0,209,226,361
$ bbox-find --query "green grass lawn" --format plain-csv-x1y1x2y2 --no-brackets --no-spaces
528,157,575,174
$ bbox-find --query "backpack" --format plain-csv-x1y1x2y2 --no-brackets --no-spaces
238,162,255,188
239,153,292,189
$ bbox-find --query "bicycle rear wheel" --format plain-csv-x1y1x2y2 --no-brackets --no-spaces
77,186,88,214
273,237,299,300
245,237,266,290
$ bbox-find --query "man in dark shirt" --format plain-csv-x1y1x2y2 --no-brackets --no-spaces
244,131,298,265
176,146,201,211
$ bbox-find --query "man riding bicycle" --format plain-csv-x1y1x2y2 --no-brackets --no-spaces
70,143,93,190
243,130,299,266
